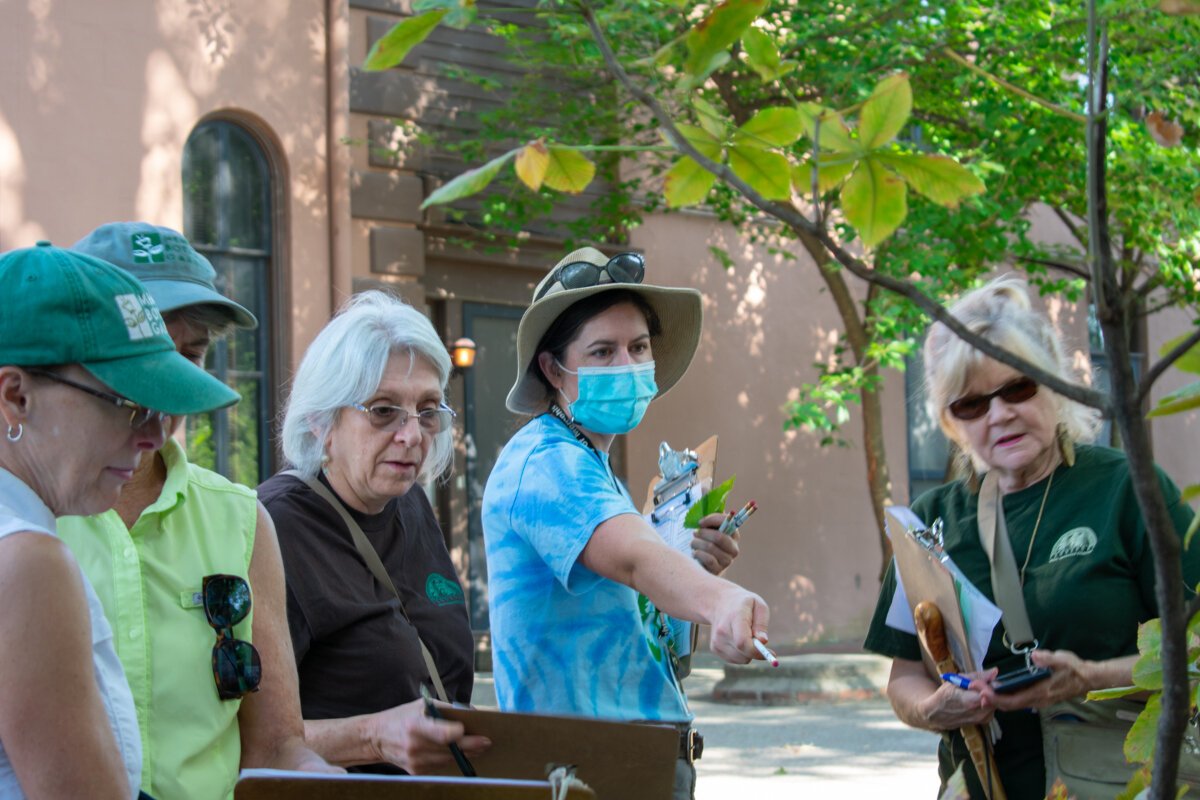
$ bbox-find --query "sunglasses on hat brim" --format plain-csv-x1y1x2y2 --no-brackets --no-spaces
533,252,645,302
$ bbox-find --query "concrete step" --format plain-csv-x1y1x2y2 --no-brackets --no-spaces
709,653,891,705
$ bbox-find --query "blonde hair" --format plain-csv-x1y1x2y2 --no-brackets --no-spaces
924,274,1100,474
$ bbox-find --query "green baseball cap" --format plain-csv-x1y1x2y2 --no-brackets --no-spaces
72,222,257,329
0,242,240,414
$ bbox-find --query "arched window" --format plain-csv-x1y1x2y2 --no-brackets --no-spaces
181,119,277,485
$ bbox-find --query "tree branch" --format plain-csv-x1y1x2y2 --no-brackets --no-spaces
939,48,1089,123
1052,206,1087,250
1139,326,1200,405
1016,255,1092,281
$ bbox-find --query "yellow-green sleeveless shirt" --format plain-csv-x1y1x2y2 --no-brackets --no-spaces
59,438,255,800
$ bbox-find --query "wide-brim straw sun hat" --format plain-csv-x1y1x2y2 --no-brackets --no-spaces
506,247,703,415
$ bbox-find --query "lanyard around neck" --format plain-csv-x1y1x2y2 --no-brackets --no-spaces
548,402,598,454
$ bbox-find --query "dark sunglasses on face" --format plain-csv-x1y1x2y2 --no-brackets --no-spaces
25,368,166,429
947,376,1040,421
533,252,646,302
202,574,262,700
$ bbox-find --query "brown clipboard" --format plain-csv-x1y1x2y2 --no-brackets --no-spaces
234,770,596,799
430,706,678,800
886,505,977,678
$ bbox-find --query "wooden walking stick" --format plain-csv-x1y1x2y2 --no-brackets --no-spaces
914,600,1007,800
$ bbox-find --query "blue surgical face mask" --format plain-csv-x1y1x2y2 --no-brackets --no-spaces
557,360,658,435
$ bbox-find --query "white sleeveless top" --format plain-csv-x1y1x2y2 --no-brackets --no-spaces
0,468,141,799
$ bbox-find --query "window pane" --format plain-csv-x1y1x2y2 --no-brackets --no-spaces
182,127,220,248
226,128,269,251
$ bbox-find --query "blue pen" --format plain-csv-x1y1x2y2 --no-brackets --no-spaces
941,672,973,690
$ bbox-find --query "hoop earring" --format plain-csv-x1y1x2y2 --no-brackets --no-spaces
6,423,22,443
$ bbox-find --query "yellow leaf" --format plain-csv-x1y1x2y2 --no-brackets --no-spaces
876,153,985,208
692,96,726,139
859,73,913,149
841,158,907,247
542,147,596,194
515,141,549,191
728,144,791,200
664,157,717,207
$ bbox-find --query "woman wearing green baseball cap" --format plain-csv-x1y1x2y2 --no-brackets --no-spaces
0,241,236,799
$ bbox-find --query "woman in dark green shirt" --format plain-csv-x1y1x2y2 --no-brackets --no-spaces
864,275,1198,798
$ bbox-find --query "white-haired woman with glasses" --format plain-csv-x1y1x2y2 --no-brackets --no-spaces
259,290,488,774
864,275,1199,799
0,242,241,799
482,247,771,800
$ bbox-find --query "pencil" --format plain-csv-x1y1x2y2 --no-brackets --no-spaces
753,637,779,667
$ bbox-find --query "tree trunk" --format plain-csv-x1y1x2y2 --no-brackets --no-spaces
795,229,895,580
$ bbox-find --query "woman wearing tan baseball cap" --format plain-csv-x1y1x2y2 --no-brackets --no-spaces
482,247,772,799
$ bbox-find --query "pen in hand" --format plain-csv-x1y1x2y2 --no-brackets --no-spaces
753,637,779,668
940,672,973,690
718,500,758,535
420,685,477,777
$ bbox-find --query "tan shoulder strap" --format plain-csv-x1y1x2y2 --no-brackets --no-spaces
977,472,1037,648
283,470,450,703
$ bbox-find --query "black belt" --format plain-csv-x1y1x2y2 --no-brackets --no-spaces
678,729,704,763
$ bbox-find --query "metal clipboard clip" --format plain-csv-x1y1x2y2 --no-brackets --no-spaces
650,441,700,524
910,517,946,555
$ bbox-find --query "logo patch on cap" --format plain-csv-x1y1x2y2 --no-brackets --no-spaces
115,293,166,341
131,232,166,264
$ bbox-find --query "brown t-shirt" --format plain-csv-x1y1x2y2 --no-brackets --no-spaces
259,472,474,738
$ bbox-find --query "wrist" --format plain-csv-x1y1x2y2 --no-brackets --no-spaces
361,713,386,765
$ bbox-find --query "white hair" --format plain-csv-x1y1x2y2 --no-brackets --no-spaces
280,290,453,480
924,274,1100,475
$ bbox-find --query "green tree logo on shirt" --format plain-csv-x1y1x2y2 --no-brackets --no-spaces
425,573,465,606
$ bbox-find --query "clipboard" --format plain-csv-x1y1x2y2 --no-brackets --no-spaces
885,505,977,678
234,770,595,799
430,706,678,800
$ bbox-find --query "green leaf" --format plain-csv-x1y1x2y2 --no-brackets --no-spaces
1087,684,1144,701
937,763,970,800
413,0,475,29
859,73,913,149
672,123,724,161
684,0,769,78
741,26,781,81
841,158,908,247
1159,331,1200,375
733,107,805,149
728,144,792,200
542,147,595,193
363,9,449,72
514,141,549,191
876,153,986,208
1183,484,1200,503
1124,693,1161,763
792,158,857,194
1147,381,1200,417
1185,511,1200,551
664,157,718,207
796,103,856,151
420,148,516,209
684,476,736,528
1132,619,1163,690
692,96,726,139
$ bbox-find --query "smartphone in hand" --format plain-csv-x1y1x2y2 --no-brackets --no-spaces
992,665,1052,693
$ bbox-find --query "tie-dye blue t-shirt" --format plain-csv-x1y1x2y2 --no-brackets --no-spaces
482,414,691,723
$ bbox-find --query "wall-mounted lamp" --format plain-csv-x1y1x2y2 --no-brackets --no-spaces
450,337,477,374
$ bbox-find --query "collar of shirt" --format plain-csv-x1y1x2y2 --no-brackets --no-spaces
0,466,56,534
